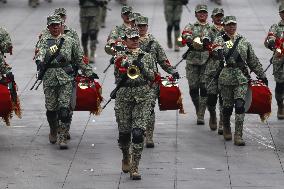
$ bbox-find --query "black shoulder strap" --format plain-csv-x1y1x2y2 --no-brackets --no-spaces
46,38,65,65
225,37,242,61
137,53,145,62
145,40,154,53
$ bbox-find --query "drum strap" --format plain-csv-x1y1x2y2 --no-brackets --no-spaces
225,37,242,61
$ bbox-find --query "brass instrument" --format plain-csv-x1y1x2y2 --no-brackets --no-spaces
127,65,140,79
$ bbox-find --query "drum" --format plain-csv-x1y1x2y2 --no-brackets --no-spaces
158,77,185,113
73,75,103,115
244,80,272,121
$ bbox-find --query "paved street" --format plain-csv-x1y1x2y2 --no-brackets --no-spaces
0,0,284,188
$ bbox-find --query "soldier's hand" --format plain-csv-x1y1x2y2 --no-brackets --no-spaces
90,73,99,80
202,38,210,50
172,72,180,80
132,59,144,70
267,40,275,51
6,72,14,81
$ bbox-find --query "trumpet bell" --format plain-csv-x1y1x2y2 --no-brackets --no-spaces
127,65,140,79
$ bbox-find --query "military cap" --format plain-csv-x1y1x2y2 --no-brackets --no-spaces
223,16,237,25
125,27,140,38
121,5,132,14
195,4,208,12
47,15,62,26
54,8,67,16
212,8,224,16
279,3,284,12
136,16,148,25
129,12,141,21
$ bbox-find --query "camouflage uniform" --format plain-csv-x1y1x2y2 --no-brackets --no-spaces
164,0,188,51
213,16,266,145
180,4,211,125
204,8,224,133
79,0,106,63
35,15,95,149
105,6,132,56
136,16,177,148
100,0,109,28
0,27,12,80
114,28,155,180
264,4,284,119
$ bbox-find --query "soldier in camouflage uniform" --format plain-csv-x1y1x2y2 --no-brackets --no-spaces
79,0,106,63
164,0,188,51
136,16,180,148
105,5,132,56
114,28,155,180
204,8,224,133
212,16,267,146
35,15,98,149
179,4,211,125
0,27,13,82
264,4,284,119
129,12,141,28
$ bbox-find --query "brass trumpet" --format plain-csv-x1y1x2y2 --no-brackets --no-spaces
127,65,140,79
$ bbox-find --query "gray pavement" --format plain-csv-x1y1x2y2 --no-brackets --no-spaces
0,0,284,188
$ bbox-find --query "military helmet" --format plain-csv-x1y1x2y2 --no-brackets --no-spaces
136,16,148,25
223,16,237,25
54,8,67,16
129,12,141,22
195,4,208,12
212,8,224,16
121,5,132,14
47,15,62,26
124,27,140,39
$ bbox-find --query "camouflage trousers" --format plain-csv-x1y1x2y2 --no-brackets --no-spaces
43,82,73,129
219,83,247,107
164,1,183,26
146,86,159,142
114,87,153,165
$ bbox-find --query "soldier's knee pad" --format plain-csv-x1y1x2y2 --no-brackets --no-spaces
46,110,57,120
118,132,131,144
189,88,199,99
89,30,97,40
207,94,218,107
81,33,88,46
173,20,180,31
58,107,71,123
223,106,233,117
132,128,144,144
275,82,284,94
200,87,207,97
235,99,245,114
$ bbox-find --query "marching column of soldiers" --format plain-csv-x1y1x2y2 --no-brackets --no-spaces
0,0,284,182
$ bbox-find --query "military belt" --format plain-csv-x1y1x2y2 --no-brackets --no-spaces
47,62,70,68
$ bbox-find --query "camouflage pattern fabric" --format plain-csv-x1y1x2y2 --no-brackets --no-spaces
213,33,266,86
219,84,248,107
264,20,284,83
0,27,12,54
164,0,183,26
114,49,155,166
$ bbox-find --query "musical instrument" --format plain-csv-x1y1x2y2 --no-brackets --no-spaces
244,80,272,121
73,75,103,115
0,77,22,126
127,64,140,79
158,77,185,114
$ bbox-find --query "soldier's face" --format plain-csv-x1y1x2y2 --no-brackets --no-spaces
212,14,223,25
195,11,208,22
48,23,62,37
280,11,284,20
122,12,131,24
224,23,237,36
126,37,139,49
137,24,148,36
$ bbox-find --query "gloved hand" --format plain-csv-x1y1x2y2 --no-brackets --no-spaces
89,73,99,80
36,60,45,71
172,72,180,79
202,38,210,49
6,72,14,81
267,40,275,51
259,77,268,86
132,59,144,70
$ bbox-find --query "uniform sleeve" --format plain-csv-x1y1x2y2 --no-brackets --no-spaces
35,38,48,62
0,56,11,74
246,42,266,78
72,39,93,76
142,54,155,81
180,24,193,47
154,41,175,74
